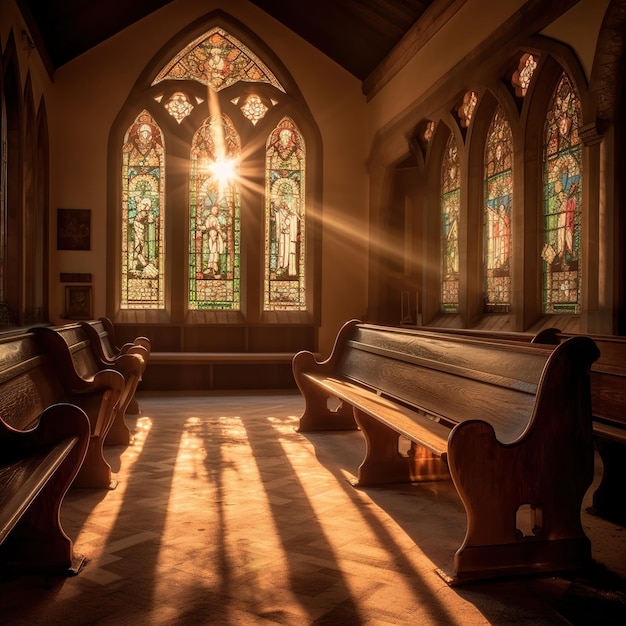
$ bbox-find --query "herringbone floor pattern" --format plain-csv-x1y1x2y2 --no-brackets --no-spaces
1,392,625,625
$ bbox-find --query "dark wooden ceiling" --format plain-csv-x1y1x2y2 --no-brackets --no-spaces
16,0,437,81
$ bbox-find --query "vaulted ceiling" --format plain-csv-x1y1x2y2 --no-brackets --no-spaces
16,0,438,82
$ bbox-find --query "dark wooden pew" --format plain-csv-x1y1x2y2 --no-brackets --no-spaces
34,324,144,446
8,328,126,489
0,402,90,575
293,320,599,584
531,330,626,525
81,318,150,415
96,316,151,369
410,325,626,526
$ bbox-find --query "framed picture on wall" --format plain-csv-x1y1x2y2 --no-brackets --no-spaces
57,208,91,250
64,285,92,319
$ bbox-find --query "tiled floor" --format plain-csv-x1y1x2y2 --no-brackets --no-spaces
1,391,626,625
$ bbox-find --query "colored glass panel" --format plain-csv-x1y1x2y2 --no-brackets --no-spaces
441,136,460,312
152,27,285,93
458,91,478,128
121,111,165,309
164,92,194,123
264,118,306,311
240,94,268,125
484,106,513,312
542,74,582,314
189,115,241,310
512,53,537,97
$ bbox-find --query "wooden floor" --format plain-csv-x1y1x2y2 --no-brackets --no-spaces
1,391,626,625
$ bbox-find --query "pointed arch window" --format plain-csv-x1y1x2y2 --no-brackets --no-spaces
483,106,513,312
441,135,460,312
264,117,306,311
121,111,165,309
189,114,241,310
113,20,318,340
541,73,582,314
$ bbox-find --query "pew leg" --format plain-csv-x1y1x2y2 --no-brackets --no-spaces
126,396,140,415
71,437,117,490
592,438,626,525
105,411,133,446
352,408,447,486
296,384,357,432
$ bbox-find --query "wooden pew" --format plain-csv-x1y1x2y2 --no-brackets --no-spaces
0,402,90,575
97,316,151,368
410,325,626,526
13,328,125,489
34,324,144,446
82,318,150,415
531,330,626,525
293,320,599,584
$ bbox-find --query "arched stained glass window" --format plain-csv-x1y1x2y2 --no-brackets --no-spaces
115,22,316,330
484,106,513,312
264,117,306,311
541,73,582,314
189,114,241,310
441,135,460,312
121,110,165,309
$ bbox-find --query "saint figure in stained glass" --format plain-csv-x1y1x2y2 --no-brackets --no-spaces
484,106,513,311
441,135,460,312
121,111,165,309
264,118,306,311
542,73,582,314
189,114,241,310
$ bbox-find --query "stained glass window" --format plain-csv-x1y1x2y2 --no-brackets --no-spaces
121,111,165,309
152,27,285,93
458,91,478,128
541,73,582,314
189,114,241,310
120,27,312,318
164,92,195,123
512,53,537,97
423,120,435,143
239,94,269,125
484,106,513,312
441,135,460,312
264,118,306,311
